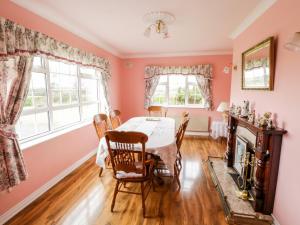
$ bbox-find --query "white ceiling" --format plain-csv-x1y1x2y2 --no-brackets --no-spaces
13,0,277,58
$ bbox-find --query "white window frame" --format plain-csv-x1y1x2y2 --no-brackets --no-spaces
18,56,106,144
152,75,205,108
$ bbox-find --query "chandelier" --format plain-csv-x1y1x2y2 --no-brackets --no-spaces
143,11,175,39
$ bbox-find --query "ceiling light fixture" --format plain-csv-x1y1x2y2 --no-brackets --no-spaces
143,11,175,39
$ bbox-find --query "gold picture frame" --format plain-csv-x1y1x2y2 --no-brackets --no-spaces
242,37,275,90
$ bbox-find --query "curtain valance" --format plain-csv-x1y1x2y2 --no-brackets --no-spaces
144,65,212,80
0,17,110,78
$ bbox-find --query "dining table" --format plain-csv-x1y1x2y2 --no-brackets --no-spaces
96,116,177,175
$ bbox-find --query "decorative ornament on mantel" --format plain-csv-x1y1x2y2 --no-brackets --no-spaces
143,11,175,39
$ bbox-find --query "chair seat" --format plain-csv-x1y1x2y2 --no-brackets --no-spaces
116,171,143,179
115,161,145,179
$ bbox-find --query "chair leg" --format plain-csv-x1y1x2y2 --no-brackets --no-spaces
106,156,111,167
141,182,146,217
98,167,103,177
151,177,156,192
178,150,182,160
174,165,181,188
111,181,119,212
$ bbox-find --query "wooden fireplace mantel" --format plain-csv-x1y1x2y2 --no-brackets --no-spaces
225,114,287,214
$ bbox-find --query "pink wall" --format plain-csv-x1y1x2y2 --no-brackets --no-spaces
0,0,122,216
120,55,232,126
230,0,300,224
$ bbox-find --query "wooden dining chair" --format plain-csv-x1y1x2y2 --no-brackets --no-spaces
154,117,190,188
181,111,189,120
175,117,190,173
93,113,110,176
147,106,167,117
93,114,109,139
109,109,122,129
176,111,189,130
105,130,155,218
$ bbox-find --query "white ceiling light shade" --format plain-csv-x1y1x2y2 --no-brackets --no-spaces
143,11,175,39
285,32,300,52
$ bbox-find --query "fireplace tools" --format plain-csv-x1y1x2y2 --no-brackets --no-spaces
236,152,255,200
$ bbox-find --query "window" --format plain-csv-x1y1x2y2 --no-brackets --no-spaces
152,75,204,107
16,57,107,141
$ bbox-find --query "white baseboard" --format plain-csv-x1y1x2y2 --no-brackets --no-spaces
272,214,281,225
185,131,210,137
0,148,97,225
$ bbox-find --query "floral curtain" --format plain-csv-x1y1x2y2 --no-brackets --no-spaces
144,65,213,109
97,70,111,114
144,66,160,108
195,75,212,109
0,56,33,191
0,17,112,191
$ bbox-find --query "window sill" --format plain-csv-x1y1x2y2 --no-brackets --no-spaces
20,120,93,151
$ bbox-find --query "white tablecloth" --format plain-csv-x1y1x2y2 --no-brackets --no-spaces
211,120,228,139
96,117,177,174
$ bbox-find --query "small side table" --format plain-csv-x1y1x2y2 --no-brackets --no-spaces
211,120,228,141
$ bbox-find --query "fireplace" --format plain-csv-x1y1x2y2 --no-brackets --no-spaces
225,114,287,214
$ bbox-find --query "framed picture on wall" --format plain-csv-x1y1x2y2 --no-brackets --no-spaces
242,37,275,90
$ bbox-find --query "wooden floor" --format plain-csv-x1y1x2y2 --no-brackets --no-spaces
6,137,227,225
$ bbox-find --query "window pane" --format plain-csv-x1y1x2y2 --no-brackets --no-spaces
16,112,49,139
53,107,80,129
159,75,167,83
187,84,203,105
152,84,167,105
50,73,79,106
79,67,96,77
82,104,99,121
81,78,98,103
33,57,42,67
187,75,197,83
49,60,77,75
168,75,186,105
24,72,47,110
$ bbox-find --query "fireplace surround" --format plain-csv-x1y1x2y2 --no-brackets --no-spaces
225,114,287,214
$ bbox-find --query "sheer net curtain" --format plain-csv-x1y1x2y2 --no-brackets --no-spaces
0,16,111,191
144,65,213,109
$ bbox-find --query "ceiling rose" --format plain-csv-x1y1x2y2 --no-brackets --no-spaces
143,11,175,39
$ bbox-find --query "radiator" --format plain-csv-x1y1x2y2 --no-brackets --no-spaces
170,114,209,136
